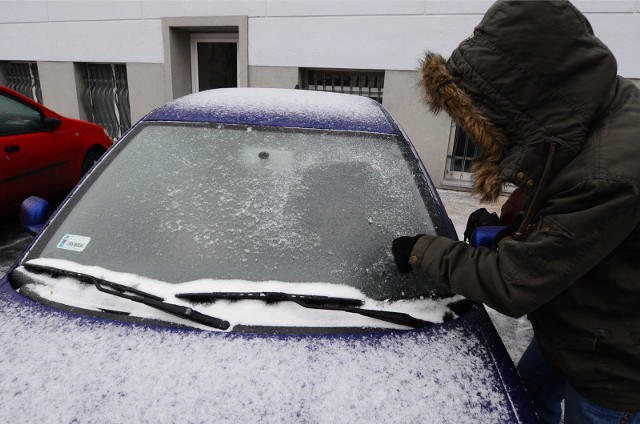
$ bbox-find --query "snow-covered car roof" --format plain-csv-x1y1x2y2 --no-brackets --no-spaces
144,87,401,135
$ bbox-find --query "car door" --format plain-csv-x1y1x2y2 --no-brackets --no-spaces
0,91,74,212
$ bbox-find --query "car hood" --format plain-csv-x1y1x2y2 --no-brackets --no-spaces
0,281,534,423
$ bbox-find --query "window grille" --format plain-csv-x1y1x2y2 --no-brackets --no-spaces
4,62,42,103
81,63,131,140
445,124,478,182
304,69,384,103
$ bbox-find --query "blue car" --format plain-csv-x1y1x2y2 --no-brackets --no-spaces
1,88,537,422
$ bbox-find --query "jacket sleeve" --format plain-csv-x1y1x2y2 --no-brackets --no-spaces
411,180,640,317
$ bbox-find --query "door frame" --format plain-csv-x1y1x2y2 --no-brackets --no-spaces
190,33,240,93
162,16,248,101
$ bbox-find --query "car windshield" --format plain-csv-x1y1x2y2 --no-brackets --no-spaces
25,122,451,300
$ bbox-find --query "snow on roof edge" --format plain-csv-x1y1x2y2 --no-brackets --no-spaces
144,88,400,135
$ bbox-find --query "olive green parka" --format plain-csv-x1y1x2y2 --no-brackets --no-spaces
413,0,640,411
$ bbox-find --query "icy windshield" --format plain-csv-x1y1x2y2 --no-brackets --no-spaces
28,123,449,300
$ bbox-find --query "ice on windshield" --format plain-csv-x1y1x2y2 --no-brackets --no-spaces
29,123,449,301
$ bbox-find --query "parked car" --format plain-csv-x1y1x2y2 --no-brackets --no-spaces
0,85,112,217
1,88,538,423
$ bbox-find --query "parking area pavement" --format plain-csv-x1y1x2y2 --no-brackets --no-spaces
0,215,31,276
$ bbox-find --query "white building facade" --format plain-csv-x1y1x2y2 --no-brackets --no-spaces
2,0,639,190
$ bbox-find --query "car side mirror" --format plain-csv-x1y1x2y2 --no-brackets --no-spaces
469,225,507,250
43,117,61,130
19,196,52,235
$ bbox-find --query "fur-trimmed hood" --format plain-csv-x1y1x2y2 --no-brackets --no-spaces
420,0,618,202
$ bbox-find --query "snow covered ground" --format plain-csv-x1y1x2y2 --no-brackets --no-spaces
438,188,533,364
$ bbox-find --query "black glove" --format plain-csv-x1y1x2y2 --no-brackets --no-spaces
392,235,423,273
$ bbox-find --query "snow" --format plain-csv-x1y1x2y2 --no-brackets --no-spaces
18,257,466,330
150,87,397,134
168,87,376,118
0,283,518,423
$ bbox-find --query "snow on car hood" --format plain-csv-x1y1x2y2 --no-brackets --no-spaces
0,281,519,423
0,258,526,423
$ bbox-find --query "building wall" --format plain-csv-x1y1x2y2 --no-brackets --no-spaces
127,63,167,123
248,66,299,90
2,1,639,75
2,0,640,188
37,62,85,119
382,70,451,187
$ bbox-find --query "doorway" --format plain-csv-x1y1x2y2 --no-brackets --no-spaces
190,34,238,92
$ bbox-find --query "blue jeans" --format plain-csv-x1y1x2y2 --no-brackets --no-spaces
518,337,640,424
565,384,640,424
517,337,565,424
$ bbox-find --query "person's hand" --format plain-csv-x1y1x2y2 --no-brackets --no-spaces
392,235,423,273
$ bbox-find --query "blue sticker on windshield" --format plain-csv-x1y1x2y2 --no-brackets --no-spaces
57,234,91,252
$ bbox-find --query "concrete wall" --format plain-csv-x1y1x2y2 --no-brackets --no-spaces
37,61,84,119
127,63,167,122
382,70,451,187
2,2,640,77
248,66,299,90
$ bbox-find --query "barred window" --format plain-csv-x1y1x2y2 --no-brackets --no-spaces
444,124,478,182
303,69,384,103
81,63,131,140
4,62,42,103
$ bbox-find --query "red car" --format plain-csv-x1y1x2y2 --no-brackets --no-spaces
0,85,112,217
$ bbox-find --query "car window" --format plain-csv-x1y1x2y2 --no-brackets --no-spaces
26,123,452,300
0,93,45,136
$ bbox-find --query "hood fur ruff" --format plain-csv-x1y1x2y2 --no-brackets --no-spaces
420,53,507,203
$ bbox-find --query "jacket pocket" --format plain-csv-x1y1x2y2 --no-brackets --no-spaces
502,215,576,286
537,215,575,239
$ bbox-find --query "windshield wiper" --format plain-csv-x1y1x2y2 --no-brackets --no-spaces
176,291,434,328
177,291,365,307
23,263,230,330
